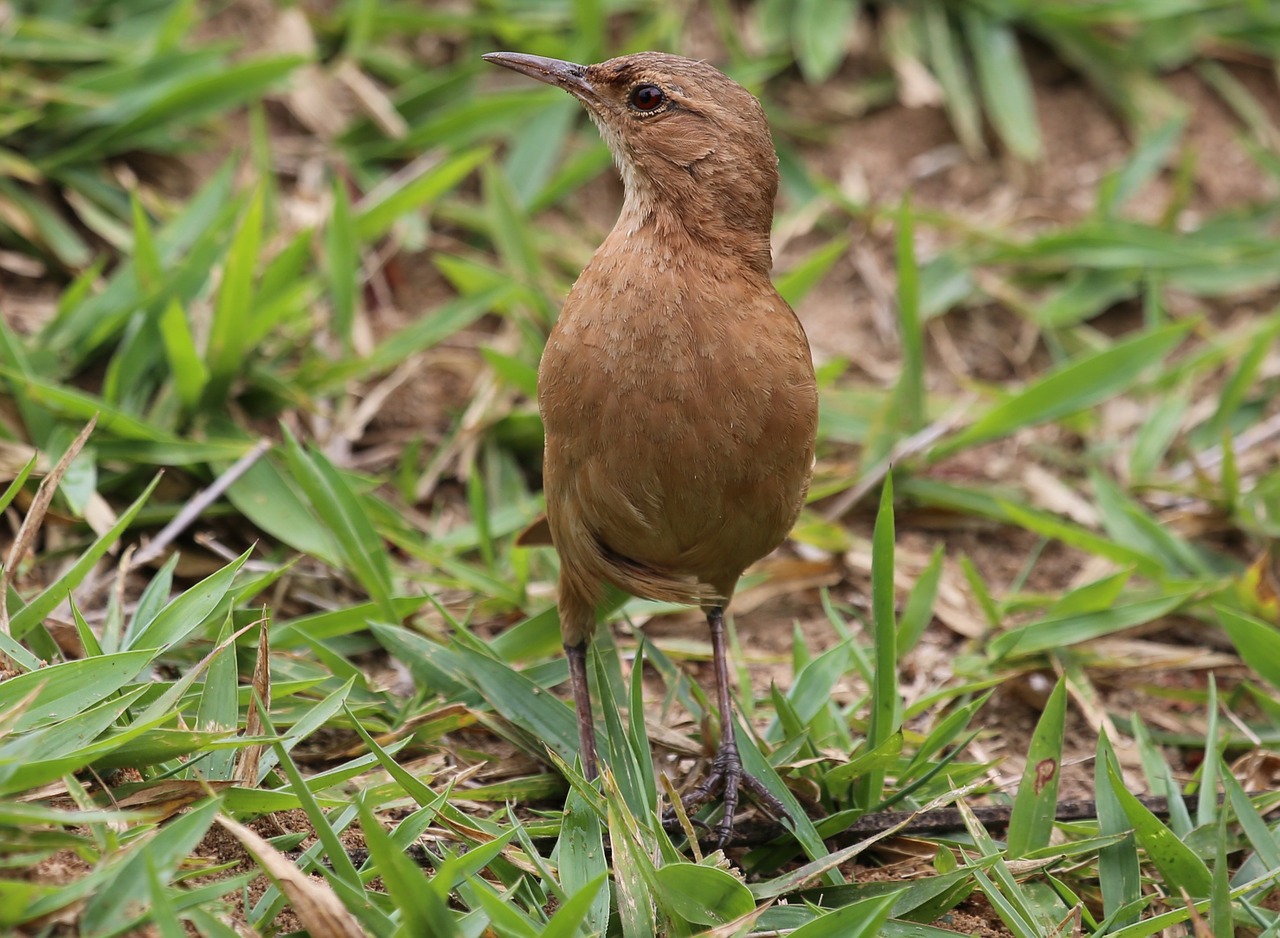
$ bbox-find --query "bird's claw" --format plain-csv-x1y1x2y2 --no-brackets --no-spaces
662,743,790,848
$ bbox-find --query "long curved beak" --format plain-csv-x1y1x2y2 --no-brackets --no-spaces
482,52,596,102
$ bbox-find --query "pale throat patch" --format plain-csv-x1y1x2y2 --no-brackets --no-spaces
586,109,653,225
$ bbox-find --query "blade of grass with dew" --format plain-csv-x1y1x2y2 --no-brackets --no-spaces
1005,675,1065,858
605,779,658,938
555,785,609,937
654,862,756,928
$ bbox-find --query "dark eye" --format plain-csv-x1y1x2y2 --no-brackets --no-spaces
630,84,665,111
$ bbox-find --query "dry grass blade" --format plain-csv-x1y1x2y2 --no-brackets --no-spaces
216,813,364,938
113,780,233,822
235,613,272,786
0,415,97,638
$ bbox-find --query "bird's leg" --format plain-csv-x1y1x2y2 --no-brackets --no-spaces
669,606,789,847
565,641,599,779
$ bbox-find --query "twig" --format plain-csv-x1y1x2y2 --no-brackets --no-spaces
821,401,971,522
130,438,272,570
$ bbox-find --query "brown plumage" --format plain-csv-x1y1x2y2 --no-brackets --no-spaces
485,50,819,845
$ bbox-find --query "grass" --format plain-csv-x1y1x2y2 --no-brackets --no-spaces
2,0,1280,934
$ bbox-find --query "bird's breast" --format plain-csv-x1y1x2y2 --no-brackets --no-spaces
537,243,818,590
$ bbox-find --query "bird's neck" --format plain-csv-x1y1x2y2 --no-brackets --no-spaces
614,171,774,277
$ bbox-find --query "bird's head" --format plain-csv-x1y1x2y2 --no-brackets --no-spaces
484,51,779,269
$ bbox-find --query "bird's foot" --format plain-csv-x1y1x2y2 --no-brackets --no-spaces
663,741,789,848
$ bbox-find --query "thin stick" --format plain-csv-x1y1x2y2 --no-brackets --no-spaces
130,438,272,570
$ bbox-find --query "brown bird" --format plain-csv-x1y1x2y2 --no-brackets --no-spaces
483,50,819,845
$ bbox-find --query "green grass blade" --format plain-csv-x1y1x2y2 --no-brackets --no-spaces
962,8,1041,160
933,320,1194,459
0,649,152,732
9,472,162,641
1105,760,1212,898
857,472,897,809
1096,730,1143,928
1217,605,1280,691
78,797,222,937
204,184,264,404
125,548,250,651
279,428,398,624
325,175,357,349
1005,676,1065,858
357,795,460,937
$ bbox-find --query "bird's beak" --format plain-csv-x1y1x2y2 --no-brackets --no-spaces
482,52,597,102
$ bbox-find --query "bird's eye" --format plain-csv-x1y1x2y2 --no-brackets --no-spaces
629,84,665,112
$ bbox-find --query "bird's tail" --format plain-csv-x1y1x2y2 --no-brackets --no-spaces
594,539,722,608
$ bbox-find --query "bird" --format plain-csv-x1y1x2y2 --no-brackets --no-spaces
483,50,819,846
